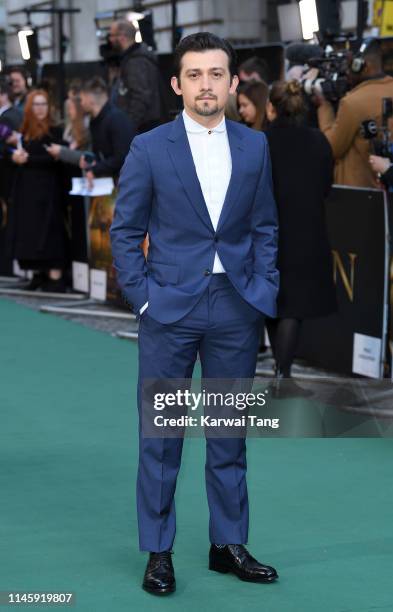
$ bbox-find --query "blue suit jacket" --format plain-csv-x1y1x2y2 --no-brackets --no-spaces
110,114,279,324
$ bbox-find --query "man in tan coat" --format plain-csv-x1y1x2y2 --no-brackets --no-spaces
318,39,393,188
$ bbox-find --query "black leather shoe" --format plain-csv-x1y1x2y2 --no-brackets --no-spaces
41,278,67,293
25,272,46,291
142,551,176,595
209,544,278,583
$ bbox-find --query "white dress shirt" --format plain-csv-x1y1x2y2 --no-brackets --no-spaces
182,109,231,273
140,109,232,315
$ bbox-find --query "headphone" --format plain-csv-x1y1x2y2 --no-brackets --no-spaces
350,37,379,74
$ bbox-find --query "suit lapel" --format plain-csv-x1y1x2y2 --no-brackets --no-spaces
216,120,245,232
167,115,215,232
167,115,246,234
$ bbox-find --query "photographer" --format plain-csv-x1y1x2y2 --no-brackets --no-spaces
317,39,393,187
286,42,323,82
108,20,163,133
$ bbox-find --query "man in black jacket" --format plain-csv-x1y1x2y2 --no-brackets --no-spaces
0,78,23,200
0,78,23,275
0,79,23,132
109,20,163,133
79,77,136,186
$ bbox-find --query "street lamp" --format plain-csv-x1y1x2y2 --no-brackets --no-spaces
20,6,81,117
18,28,34,60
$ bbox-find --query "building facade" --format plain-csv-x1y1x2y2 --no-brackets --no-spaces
3,0,270,65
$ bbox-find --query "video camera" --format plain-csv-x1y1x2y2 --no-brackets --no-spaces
302,45,351,103
361,98,393,160
300,37,381,105
95,9,156,66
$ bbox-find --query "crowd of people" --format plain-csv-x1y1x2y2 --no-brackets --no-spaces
1,24,392,378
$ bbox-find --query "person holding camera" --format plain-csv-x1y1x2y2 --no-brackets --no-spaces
317,38,393,188
109,20,163,134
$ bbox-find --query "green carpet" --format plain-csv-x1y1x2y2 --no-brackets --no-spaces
1,297,392,612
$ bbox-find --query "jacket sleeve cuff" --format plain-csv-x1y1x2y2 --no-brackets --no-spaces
139,301,148,315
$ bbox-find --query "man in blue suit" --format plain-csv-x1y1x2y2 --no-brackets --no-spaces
110,32,279,595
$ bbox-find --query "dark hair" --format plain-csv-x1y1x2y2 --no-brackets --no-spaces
362,38,382,65
81,77,108,97
0,77,13,98
237,80,269,130
8,67,28,84
113,19,137,41
67,78,82,96
285,43,323,68
173,32,237,79
238,56,268,81
269,80,306,125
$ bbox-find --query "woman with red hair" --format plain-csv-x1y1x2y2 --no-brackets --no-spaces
7,89,67,291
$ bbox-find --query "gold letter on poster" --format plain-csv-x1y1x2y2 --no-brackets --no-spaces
332,251,357,302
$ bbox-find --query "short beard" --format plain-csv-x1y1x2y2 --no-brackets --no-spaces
193,101,221,117
111,41,121,53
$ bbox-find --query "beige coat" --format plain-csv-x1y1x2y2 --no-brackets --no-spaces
318,75,393,187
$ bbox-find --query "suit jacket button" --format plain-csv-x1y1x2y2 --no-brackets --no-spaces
204,269,211,276
214,236,218,243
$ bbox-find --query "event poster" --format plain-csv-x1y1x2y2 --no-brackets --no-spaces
88,191,121,304
298,186,389,378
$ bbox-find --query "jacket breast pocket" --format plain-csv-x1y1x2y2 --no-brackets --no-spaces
147,260,179,286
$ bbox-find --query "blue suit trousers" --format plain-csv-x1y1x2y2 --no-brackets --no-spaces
136,274,261,552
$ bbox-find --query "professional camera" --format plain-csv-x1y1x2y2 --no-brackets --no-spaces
97,33,121,66
361,97,393,159
302,45,351,103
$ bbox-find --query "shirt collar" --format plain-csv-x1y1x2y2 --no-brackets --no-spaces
182,109,226,134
